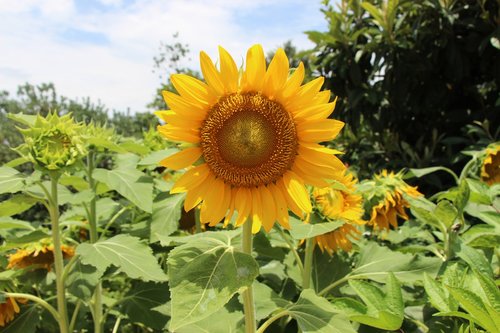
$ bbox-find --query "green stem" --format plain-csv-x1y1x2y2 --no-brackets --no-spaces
86,150,103,333
256,310,289,333
48,174,70,333
276,227,304,275
302,238,315,290
241,219,256,333
195,208,202,233
100,207,128,240
5,292,60,323
111,316,122,333
69,300,82,333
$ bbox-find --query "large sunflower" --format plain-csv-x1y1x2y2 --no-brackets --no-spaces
156,45,344,233
312,171,365,254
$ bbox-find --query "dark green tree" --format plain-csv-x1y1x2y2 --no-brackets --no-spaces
307,0,499,180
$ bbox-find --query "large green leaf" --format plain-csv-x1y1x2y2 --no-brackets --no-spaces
119,281,170,330
65,259,100,300
150,193,185,243
138,148,178,166
345,273,404,330
288,216,345,239
76,234,167,282
286,289,356,333
0,195,39,217
176,304,244,333
93,167,153,213
455,242,494,277
0,167,25,195
0,217,35,230
252,281,290,321
167,231,259,331
352,242,441,283
424,273,454,313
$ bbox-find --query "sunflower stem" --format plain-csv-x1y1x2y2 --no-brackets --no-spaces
48,173,70,333
195,207,202,233
302,237,316,290
241,219,256,333
86,150,103,333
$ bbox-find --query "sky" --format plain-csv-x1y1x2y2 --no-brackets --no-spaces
0,0,328,113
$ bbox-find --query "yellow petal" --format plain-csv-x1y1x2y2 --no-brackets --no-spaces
184,174,215,211
200,178,228,225
159,147,202,170
291,162,330,188
292,101,336,121
268,183,290,229
285,77,324,110
155,110,202,128
263,48,289,97
234,187,251,227
276,179,303,217
293,155,339,179
171,164,210,194
161,91,207,121
259,185,276,232
251,187,263,233
282,171,312,213
297,119,345,142
279,62,305,101
157,124,200,143
200,51,225,96
218,46,239,93
223,187,238,227
171,74,216,106
243,44,266,92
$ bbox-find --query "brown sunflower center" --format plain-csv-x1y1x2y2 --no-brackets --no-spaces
200,92,297,187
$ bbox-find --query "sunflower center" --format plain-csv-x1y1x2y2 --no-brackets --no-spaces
200,92,297,187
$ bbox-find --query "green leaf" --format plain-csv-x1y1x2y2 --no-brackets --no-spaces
474,271,500,312
349,280,387,313
65,259,100,300
150,193,185,243
0,195,39,217
0,304,40,333
435,200,458,228
424,273,453,312
119,140,150,155
455,242,494,277
76,234,167,282
252,281,290,321
405,166,458,183
3,229,50,244
288,216,345,239
87,137,126,153
462,224,500,248
286,289,356,333
119,281,170,330
447,286,498,333
167,232,259,331
0,217,35,230
138,148,178,166
361,2,385,27
93,167,153,213
454,179,470,215
352,242,441,283
176,304,244,333
0,167,25,195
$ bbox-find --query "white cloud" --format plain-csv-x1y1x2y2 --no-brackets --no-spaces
0,0,326,112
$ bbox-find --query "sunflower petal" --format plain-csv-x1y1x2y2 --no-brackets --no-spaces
251,187,263,233
263,48,289,97
259,185,277,232
297,119,345,142
157,124,200,143
282,171,312,214
161,91,207,121
218,46,239,93
200,51,225,96
171,74,216,106
235,187,251,227
159,147,202,170
171,164,210,194
243,44,266,92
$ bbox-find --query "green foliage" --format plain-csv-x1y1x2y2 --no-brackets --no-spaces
308,0,499,178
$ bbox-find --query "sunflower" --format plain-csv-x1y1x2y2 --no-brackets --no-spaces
312,171,365,254
0,296,23,327
156,45,345,233
364,170,422,232
481,143,500,185
8,241,75,271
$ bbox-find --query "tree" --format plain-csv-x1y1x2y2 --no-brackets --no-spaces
306,0,499,179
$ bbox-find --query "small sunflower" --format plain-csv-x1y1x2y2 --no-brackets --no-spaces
156,45,345,233
8,241,75,271
481,143,500,185
0,296,23,327
363,170,422,232
312,171,365,254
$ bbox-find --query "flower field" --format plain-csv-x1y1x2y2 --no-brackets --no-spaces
0,1,499,332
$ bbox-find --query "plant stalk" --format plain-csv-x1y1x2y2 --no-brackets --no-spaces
5,292,60,323
49,174,70,333
87,150,103,333
302,237,315,290
241,219,256,333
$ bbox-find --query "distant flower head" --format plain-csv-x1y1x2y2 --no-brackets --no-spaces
7,239,75,271
311,171,365,254
0,296,25,327
481,143,500,185
16,112,86,171
361,170,422,232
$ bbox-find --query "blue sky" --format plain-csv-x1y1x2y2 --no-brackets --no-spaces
0,0,327,112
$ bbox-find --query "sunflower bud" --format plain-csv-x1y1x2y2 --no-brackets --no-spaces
15,112,86,171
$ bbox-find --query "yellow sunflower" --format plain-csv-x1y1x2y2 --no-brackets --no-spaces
366,170,422,232
481,143,500,185
312,171,365,254
156,45,345,233
8,242,75,271
0,296,24,327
